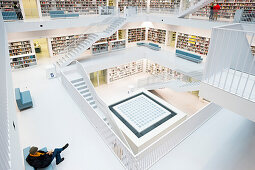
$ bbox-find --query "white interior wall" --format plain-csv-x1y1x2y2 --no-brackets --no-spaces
0,13,23,170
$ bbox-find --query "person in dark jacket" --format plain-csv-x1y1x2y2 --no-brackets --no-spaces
26,143,69,168
209,4,214,21
13,2,23,20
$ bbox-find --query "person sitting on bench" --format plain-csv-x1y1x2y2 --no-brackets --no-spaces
26,143,69,168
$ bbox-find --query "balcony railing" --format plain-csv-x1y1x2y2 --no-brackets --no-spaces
203,24,255,102
60,60,221,170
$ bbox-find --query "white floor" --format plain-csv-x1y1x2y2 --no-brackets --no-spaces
12,54,255,170
79,46,205,80
12,63,124,170
151,109,255,170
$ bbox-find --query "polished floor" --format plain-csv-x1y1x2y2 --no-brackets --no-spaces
11,54,255,170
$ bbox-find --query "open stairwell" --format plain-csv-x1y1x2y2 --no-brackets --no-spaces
56,17,126,67
178,0,214,18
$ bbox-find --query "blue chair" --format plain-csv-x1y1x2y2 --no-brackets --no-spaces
49,10,79,18
148,43,159,48
176,49,203,63
23,147,53,170
49,11,65,18
2,11,18,20
15,88,33,111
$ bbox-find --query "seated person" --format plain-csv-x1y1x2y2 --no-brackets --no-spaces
26,143,69,168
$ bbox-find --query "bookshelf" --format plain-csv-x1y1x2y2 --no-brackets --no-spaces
92,42,108,54
146,59,184,80
10,54,37,70
9,40,33,56
148,28,166,44
95,32,117,43
150,0,181,9
8,40,37,70
176,33,210,56
192,0,255,19
118,0,147,11
128,28,146,43
0,0,20,11
251,45,255,56
39,0,107,16
50,34,89,56
107,59,144,83
110,40,126,51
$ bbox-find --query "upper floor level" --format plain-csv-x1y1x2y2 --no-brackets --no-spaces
1,0,254,25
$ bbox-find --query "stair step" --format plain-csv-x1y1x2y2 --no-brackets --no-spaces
71,78,84,84
89,101,96,105
83,93,92,98
86,97,94,101
80,89,89,94
74,82,86,87
77,86,88,91
91,104,97,109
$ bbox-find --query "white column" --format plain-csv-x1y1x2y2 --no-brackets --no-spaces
36,0,43,18
147,0,150,13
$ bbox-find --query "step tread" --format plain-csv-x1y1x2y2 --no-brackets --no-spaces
71,78,84,84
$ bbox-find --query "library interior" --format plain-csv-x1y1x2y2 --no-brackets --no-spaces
0,0,255,170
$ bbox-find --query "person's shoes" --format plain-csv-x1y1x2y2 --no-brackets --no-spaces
62,143,69,150
56,158,64,165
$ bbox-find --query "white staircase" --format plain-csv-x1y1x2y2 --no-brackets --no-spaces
70,77,98,109
56,17,126,67
178,0,214,18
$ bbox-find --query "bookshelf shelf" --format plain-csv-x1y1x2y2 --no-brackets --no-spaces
95,32,117,43
176,33,210,56
39,0,107,16
10,54,37,70
251,46,255,56
50,34,89,56
148,28,166,44
92,42,109,54
192,0,255,19
0,0,20,10
107,59,144,83
146,59,186,80
8,40,37,70
118,0,147,11
150,0,181,9
110,40,126,51
128,28,146,43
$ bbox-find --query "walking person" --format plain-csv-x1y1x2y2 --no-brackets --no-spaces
13,2,23,20
26,143,69,169
209,4,214,21
213,3,221,21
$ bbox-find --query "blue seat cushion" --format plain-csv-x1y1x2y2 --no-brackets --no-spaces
24,147,34,170
176,49,202,60
66,13,79,17
137,42,146,46
148,43,159,48
15,88,21,101
2,11,18,20
49,11,65,15
21,91,33,105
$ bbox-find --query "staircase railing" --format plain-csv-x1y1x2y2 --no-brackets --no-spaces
55,17,115,58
